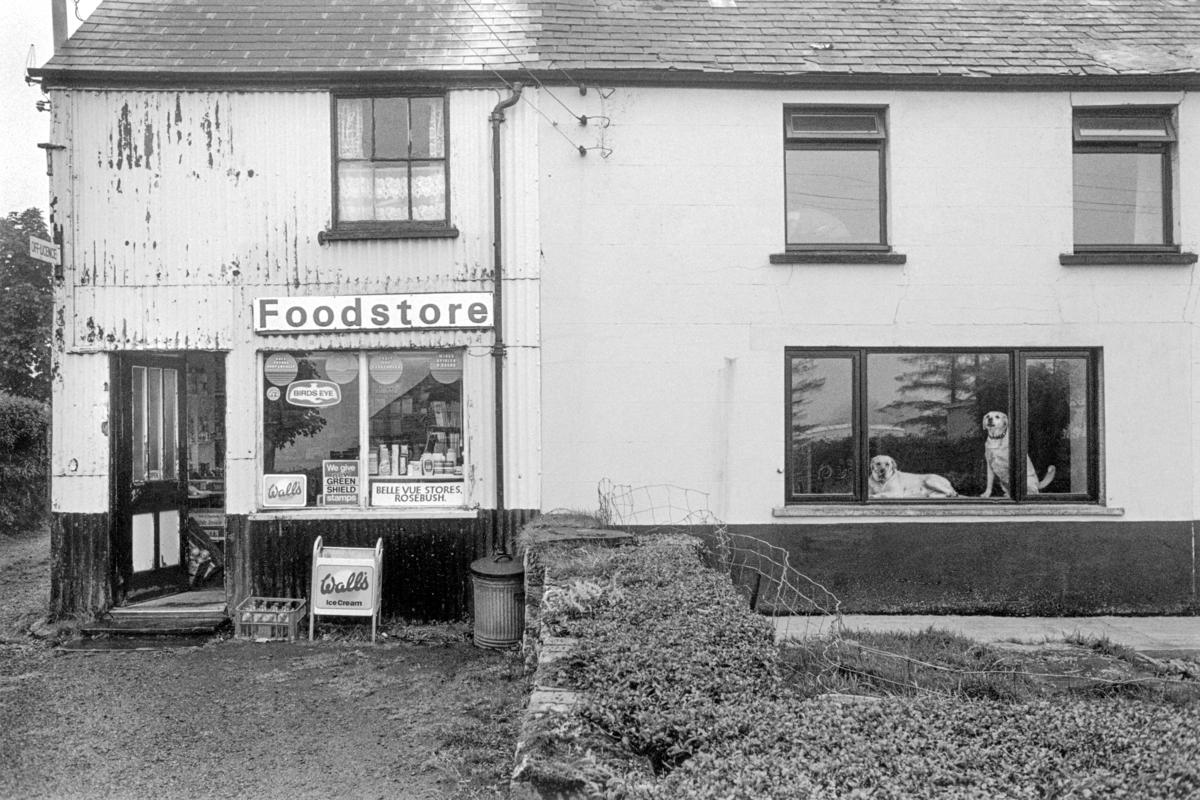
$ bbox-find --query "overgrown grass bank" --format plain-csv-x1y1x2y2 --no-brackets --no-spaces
532,534,1200,799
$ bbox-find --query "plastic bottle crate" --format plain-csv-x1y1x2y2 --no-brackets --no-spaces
235,597,308,642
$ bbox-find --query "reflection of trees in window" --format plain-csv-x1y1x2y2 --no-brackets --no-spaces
789,358,828,437
878,354,1008,437
263,357,327,473
789,356,853,496
871,353,1010,496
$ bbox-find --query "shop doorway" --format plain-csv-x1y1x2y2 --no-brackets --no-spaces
112,352,226,603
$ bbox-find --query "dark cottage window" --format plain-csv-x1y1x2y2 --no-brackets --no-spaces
785,349,1100,503
784,107,889,249
333,96,449,231
1073,108,1176,251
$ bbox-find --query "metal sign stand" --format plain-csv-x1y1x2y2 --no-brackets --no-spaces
309,536,384,642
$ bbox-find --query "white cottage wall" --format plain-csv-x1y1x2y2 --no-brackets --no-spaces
539,87,1197,524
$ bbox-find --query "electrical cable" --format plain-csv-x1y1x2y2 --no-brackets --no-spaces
430,7,591,157
460,0,588,124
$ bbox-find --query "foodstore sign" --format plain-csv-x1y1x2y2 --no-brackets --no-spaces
254,293,493,333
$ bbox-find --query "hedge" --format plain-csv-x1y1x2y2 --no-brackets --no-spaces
534,534,1200,799
0,393,49,533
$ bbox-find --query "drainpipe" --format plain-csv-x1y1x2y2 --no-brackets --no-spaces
51,0,68,54
490,83,523,547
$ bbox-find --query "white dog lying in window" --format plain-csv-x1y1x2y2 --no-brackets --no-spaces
981,410,1056,497
868,455,958,498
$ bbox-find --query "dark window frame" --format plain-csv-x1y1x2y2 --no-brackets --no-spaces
783,105,890,252
328,92,454,238
783,347,1101,505
1072,107,1177,253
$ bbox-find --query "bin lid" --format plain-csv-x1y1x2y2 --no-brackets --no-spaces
470,552,524,577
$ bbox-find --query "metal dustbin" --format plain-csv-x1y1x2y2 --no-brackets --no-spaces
470,552,525,648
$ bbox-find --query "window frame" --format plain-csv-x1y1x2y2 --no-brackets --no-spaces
329,92,453,237
783,347,1101,505
782,105,890,252
1072,106,1177,253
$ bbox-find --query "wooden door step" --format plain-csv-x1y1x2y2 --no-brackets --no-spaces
80,616,228,637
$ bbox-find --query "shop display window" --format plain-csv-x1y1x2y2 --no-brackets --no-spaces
261,350,465,510
785,348,1099,503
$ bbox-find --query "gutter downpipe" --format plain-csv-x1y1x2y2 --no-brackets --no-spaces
490,83,523,550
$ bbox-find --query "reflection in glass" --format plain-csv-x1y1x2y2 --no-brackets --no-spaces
1026,357,1089,495
785,149,880,244
789,356,854,496
1074,152,1164,245
262,352,359,507
867,353,1009,498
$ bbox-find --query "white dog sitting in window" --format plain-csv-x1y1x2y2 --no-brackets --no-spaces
981,410,1056,497
868,455,958,498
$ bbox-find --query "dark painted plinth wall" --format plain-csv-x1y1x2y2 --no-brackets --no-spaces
226,510,538,621
732,521,1199,615
50,512,113,617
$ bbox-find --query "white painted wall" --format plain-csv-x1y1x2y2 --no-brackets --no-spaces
538,87,1198,523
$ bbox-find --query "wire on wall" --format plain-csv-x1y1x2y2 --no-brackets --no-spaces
430,7,595,157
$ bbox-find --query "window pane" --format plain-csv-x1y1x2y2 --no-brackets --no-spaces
867,353,1010,498
263,352,360,507
1073,152,1164,245
374,165,410,221
785,149,881,244
410,97,445,158
368,351,463,508
789,356,854,496
336,99,369,159
789,113,881,136
162,368,178,481
1077,116,1171,140
1026,357,1089,495
411,161,446,221
132,366,146,482
337,162,375,221
148,367,162,479
374,98,409,160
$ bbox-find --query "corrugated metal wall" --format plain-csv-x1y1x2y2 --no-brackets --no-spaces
49,86,543,515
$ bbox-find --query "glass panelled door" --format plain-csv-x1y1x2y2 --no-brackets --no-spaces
116,355,188,598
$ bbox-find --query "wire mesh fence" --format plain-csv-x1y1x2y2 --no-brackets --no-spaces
594,478,1198,699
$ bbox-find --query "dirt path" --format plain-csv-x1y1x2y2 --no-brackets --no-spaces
0,526,526,800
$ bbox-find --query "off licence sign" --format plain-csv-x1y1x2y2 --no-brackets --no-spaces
29,236,60,266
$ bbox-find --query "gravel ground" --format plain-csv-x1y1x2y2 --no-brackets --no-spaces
0,525,527,800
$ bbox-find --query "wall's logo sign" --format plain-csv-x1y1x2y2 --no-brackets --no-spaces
286,380,341,407
262,474,307,507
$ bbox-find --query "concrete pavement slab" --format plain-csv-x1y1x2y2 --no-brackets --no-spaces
774,614,1200,654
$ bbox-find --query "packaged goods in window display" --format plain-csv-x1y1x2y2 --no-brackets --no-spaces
980,411,1056,498
867,454,958,499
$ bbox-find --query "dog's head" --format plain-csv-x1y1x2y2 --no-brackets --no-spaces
982,410,1010,439
869,455,897,483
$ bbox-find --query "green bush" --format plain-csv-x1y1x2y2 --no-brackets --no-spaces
0,393,49,533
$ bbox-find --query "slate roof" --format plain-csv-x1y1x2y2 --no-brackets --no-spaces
31,0,1200,85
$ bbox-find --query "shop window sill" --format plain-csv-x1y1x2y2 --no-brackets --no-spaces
251,507,479,521
1060,251,1197,266
772,503,1123,518
318,224,460,244
770,250,907,265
